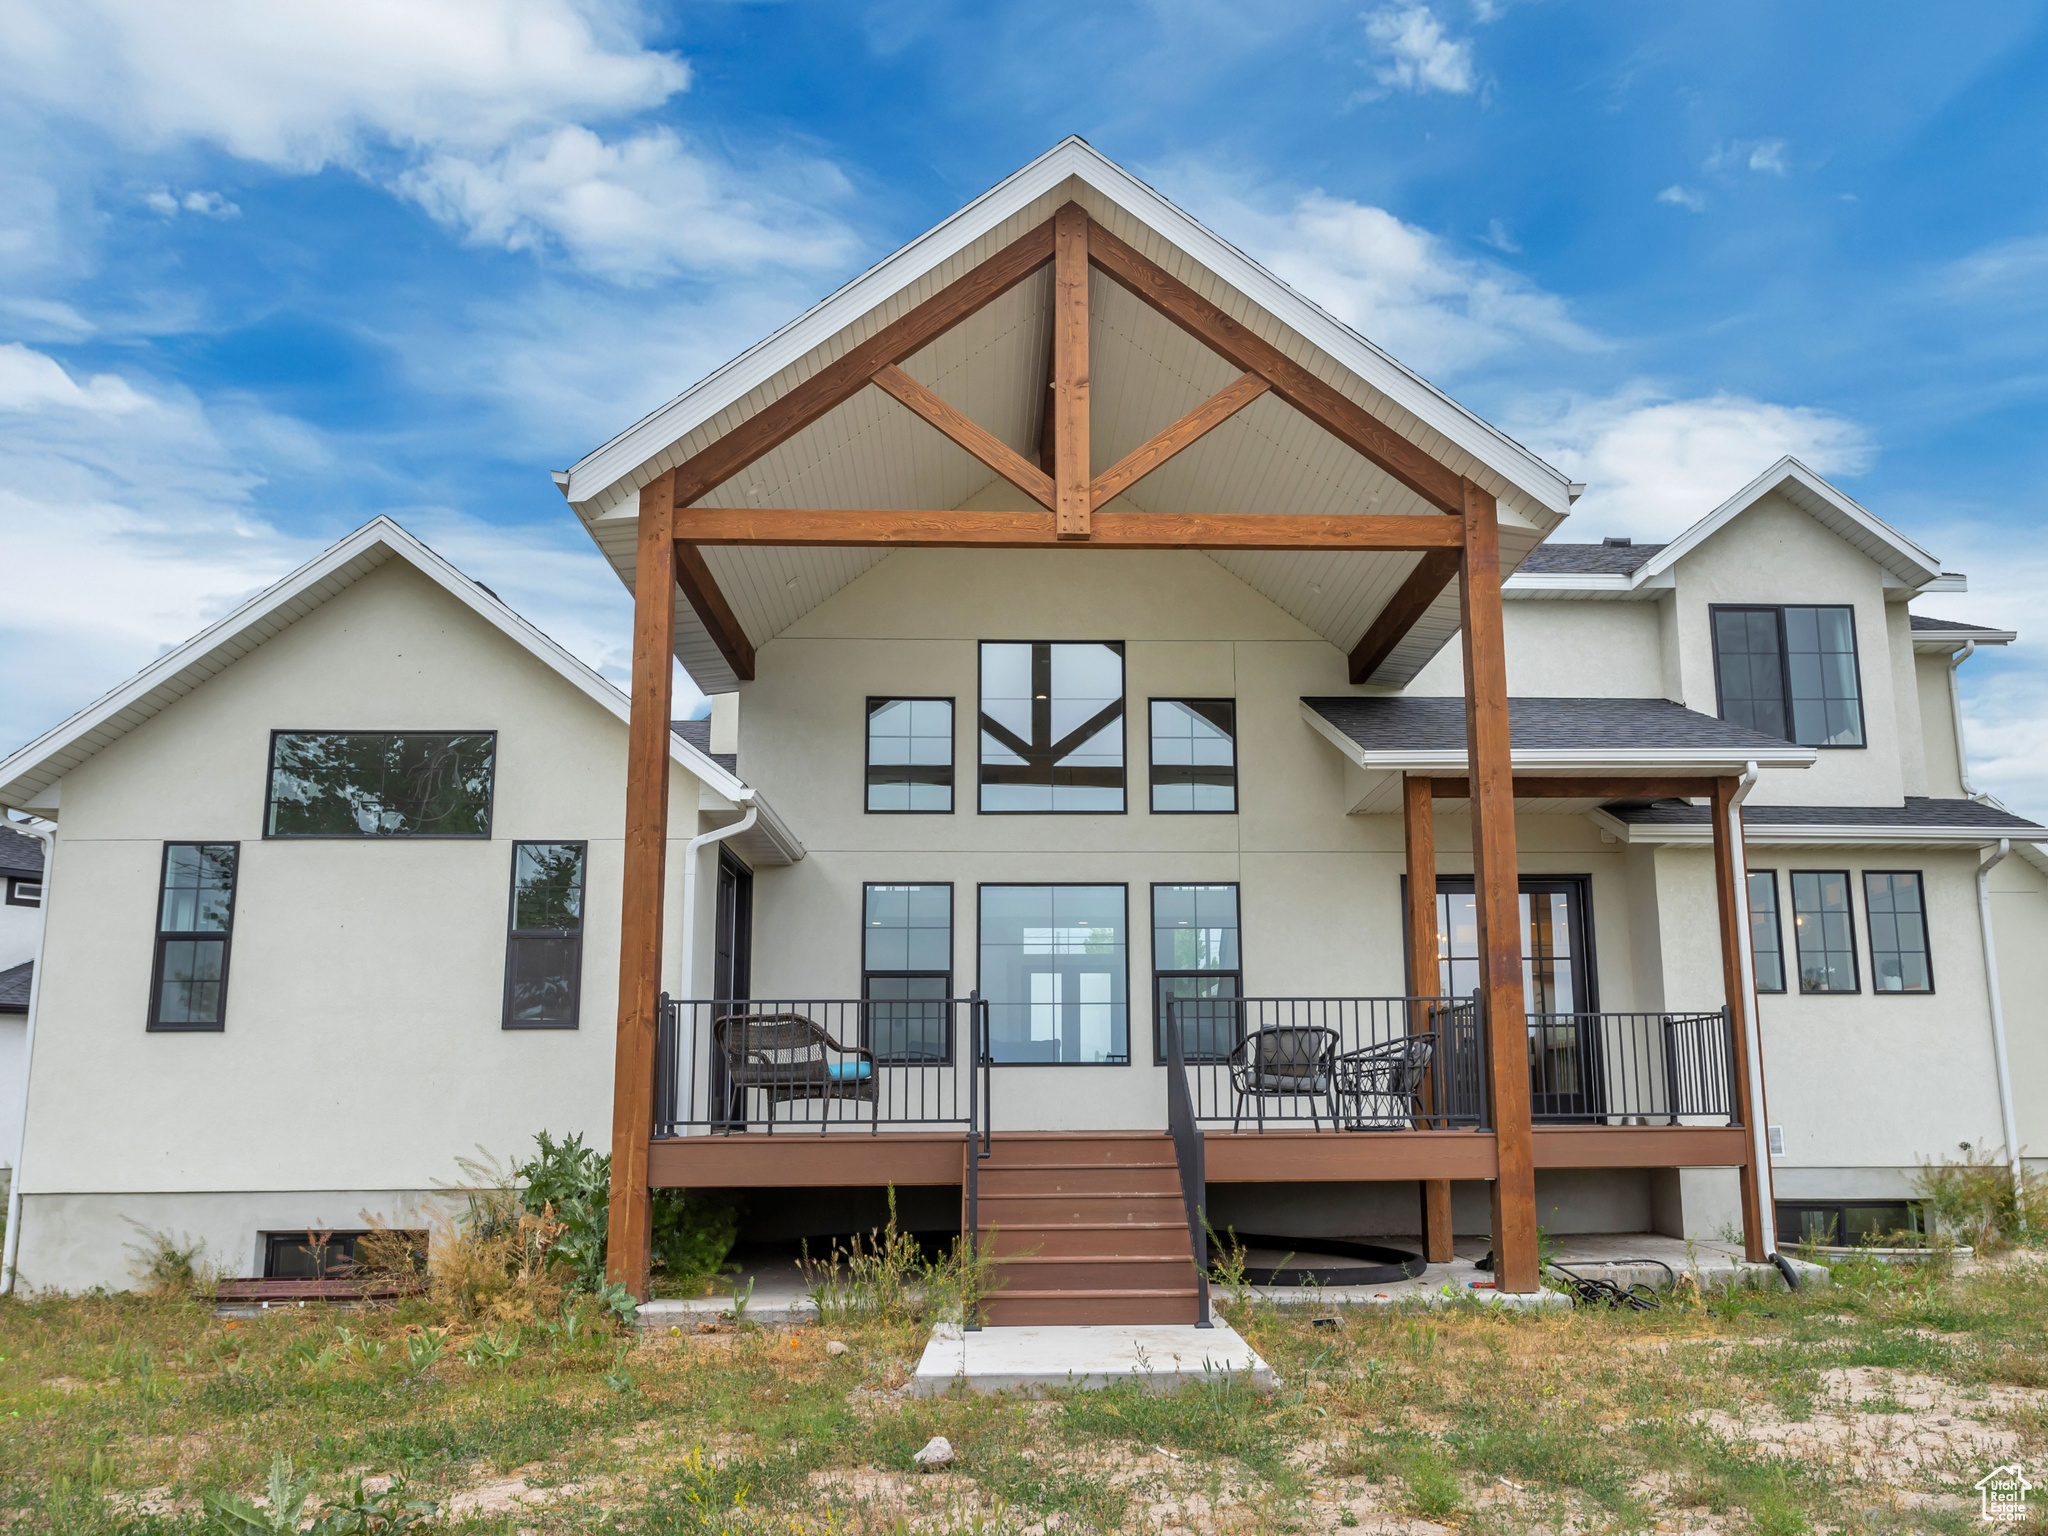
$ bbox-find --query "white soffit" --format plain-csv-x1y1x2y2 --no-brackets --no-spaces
563,138,1575,688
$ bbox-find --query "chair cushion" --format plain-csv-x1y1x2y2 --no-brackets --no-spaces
827,1060,874,1082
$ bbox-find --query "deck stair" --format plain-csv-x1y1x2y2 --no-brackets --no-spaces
969,1132,1203,1325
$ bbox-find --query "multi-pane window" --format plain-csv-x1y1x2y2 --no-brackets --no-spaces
980,885,1128,1063
863,883,952,1062
1152,884,1241,1062
503,842,586,1028
1748,870,1786,993
1790,870,1859,993
1864,871,1932,994
1149,701,1237,813
1711,606,1865,747
266,731,496,837
978,642,1125,812
149,843,238,1031
866,699,954,812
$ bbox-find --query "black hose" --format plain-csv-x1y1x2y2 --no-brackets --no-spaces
1770,1251,1801,1292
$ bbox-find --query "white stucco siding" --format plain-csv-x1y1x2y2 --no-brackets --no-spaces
14,560,702,1288
1402,600,1669,699
1914,653,1967,799
1886,605,1928,797
1988,854,2048,1175
1667,493,1905,808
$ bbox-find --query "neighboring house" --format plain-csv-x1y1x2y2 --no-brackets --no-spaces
0,824,45,1180
0,520,798,1292
2,139,2041,1303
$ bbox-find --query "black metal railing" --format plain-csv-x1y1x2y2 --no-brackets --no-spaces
1162,996,1213,1327
654,997,989,1136
1524,1008,1738,1125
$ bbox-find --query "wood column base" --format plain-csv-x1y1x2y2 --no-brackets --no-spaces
1420,1178,1454,1263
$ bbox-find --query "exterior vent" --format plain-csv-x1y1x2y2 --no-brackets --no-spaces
1602,536,1633,548
1767,1125,1785,1157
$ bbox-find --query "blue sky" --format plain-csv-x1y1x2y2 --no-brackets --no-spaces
3,2,2046,815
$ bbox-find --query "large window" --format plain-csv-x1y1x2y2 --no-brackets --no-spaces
978,642,1125,812
1152,884,1240,1062
979,885,1127,1063
866,698,953,813
266,731,496,837
1790,870,1859,993
148,843,238,1031
1864,871,1932,994
863,883,953,1062
1149,700,1237,813
1436,878,1592,1013
503,842,586,1028
1748,869,1786,993
1711,605,1865,747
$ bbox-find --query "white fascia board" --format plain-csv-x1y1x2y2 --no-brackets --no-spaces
1923,573,1968,593
1630,456,1941,591
1297,702,1815,775
562,137,1574,522
1501,571,1671,600
1912,628,2016,652
1588,810,2038,848
0,515,763,815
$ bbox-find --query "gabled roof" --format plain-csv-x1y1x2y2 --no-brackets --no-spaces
0,519,802,863
1505,458,1947,601
0,959,30,1014
558,137,1575,691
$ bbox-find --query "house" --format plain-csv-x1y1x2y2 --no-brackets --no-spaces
0,822,45,1185
2,139,2041,1306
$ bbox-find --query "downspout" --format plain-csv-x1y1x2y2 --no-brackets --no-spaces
1948,642,1987,801
1975,839,2023,1215
2,819,54,1295
1724,761,1780,1260
674,799,758,1123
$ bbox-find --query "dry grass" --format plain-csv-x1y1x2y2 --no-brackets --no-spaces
0,1252,2044,1533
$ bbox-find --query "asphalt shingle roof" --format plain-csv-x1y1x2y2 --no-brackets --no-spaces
1301,696,1798,755
1517,542,1665,576
1909,615,2008,634
0,960,29,1013
0,826,43,879
671,719,737,775
1609,797,2044,833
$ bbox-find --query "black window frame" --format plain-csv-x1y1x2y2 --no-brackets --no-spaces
4,876,40,908
1863,869,1934,996
1708,604,1867,749
1150,881,1243,1064
1789,868,1861,995
262,728,499,840
501,839,589,1030
146,841,240,1033
1748,867,1787,995
1774,1200,1924,1247
864,696,956,815
975,881,1132,1066
859,880,955,1064
976,640,1128,816
1429,873,1600,1013
1146,698,1238,815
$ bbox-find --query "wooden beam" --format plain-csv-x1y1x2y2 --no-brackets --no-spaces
1404,776,1455,1265
674,507,1463,551
666,217,1056,509
871,363,1055,510
1712,776,1771,1262
1086,218,1468,516
1053,203,1091,539
1458,478,1539,1295
1428,776,1720,801
1089,372,1269,510
1349,549,1460,683
673,543,756,682
606,478,676,1298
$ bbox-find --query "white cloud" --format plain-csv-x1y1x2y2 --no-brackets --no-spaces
145,188,241,219
1944,233,2048,298
1482,217,1520,253
1363,5,1476,96
1657,184,1706,212
1165,170,1598,378
0,342,149,413
1509,385,1874,542
1706,138,1790,177
0,1,855,282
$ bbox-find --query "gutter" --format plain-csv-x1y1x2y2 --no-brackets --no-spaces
1976,839,2024,1216
2,819,53,1295
1724,763,1780,1260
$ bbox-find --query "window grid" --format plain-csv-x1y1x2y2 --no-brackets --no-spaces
148,842,238,1031
1790,870,1860,994
1748,869,1786,994
978,641,1126,814
865,697,954,813
1152,883,1241,1063
503,841,587,1029
1148,699,1237,814
861,882,954,1063
1863,870,1933,994
1710,606,1865,748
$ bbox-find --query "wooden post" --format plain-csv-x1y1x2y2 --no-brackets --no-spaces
1403,775,1455,1264
1053,203,1091,540
1711,776,1772,1261
606,475,678,1296
1457,480,1538,1293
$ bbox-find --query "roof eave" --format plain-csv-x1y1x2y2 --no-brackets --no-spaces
1588,811,2042,846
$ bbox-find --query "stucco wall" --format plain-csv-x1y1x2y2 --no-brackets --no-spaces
1989,853,2048,1175
1914,653,1967,800
1405,599,1669,699
13,560,705,1291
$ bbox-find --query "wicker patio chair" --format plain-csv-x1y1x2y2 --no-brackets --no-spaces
1227,1025,1339,1131
712,1012,877,1134
1333,1034,1436,1130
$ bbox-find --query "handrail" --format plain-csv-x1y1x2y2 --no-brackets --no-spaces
1163,1000,1213,1328
965,990,983,1332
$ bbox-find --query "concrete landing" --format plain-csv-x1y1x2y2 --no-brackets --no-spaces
912,1321,1279,1397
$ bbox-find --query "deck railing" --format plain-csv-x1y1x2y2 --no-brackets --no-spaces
1524,1009,1739,1126
655,997,989,1136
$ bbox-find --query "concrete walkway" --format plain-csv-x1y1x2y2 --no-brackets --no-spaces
912,1321,1278,1397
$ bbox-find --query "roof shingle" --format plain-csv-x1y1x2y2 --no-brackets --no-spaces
1301,696,1798,755
1516,542,1665,576
1609,797,2044,833
0,960,30,1013
0,826,43,879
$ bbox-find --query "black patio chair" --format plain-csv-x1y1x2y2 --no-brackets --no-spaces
1227,1025,1339,1131
712,1012,877,1134
1333,1033,1436,1130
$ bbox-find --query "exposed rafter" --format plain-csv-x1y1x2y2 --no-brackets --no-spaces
674,543,756,681
674,508,1463,551
872,363,1055,509
1053,203,1091,540
1349,548,1460,683
1090,372,1269,511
